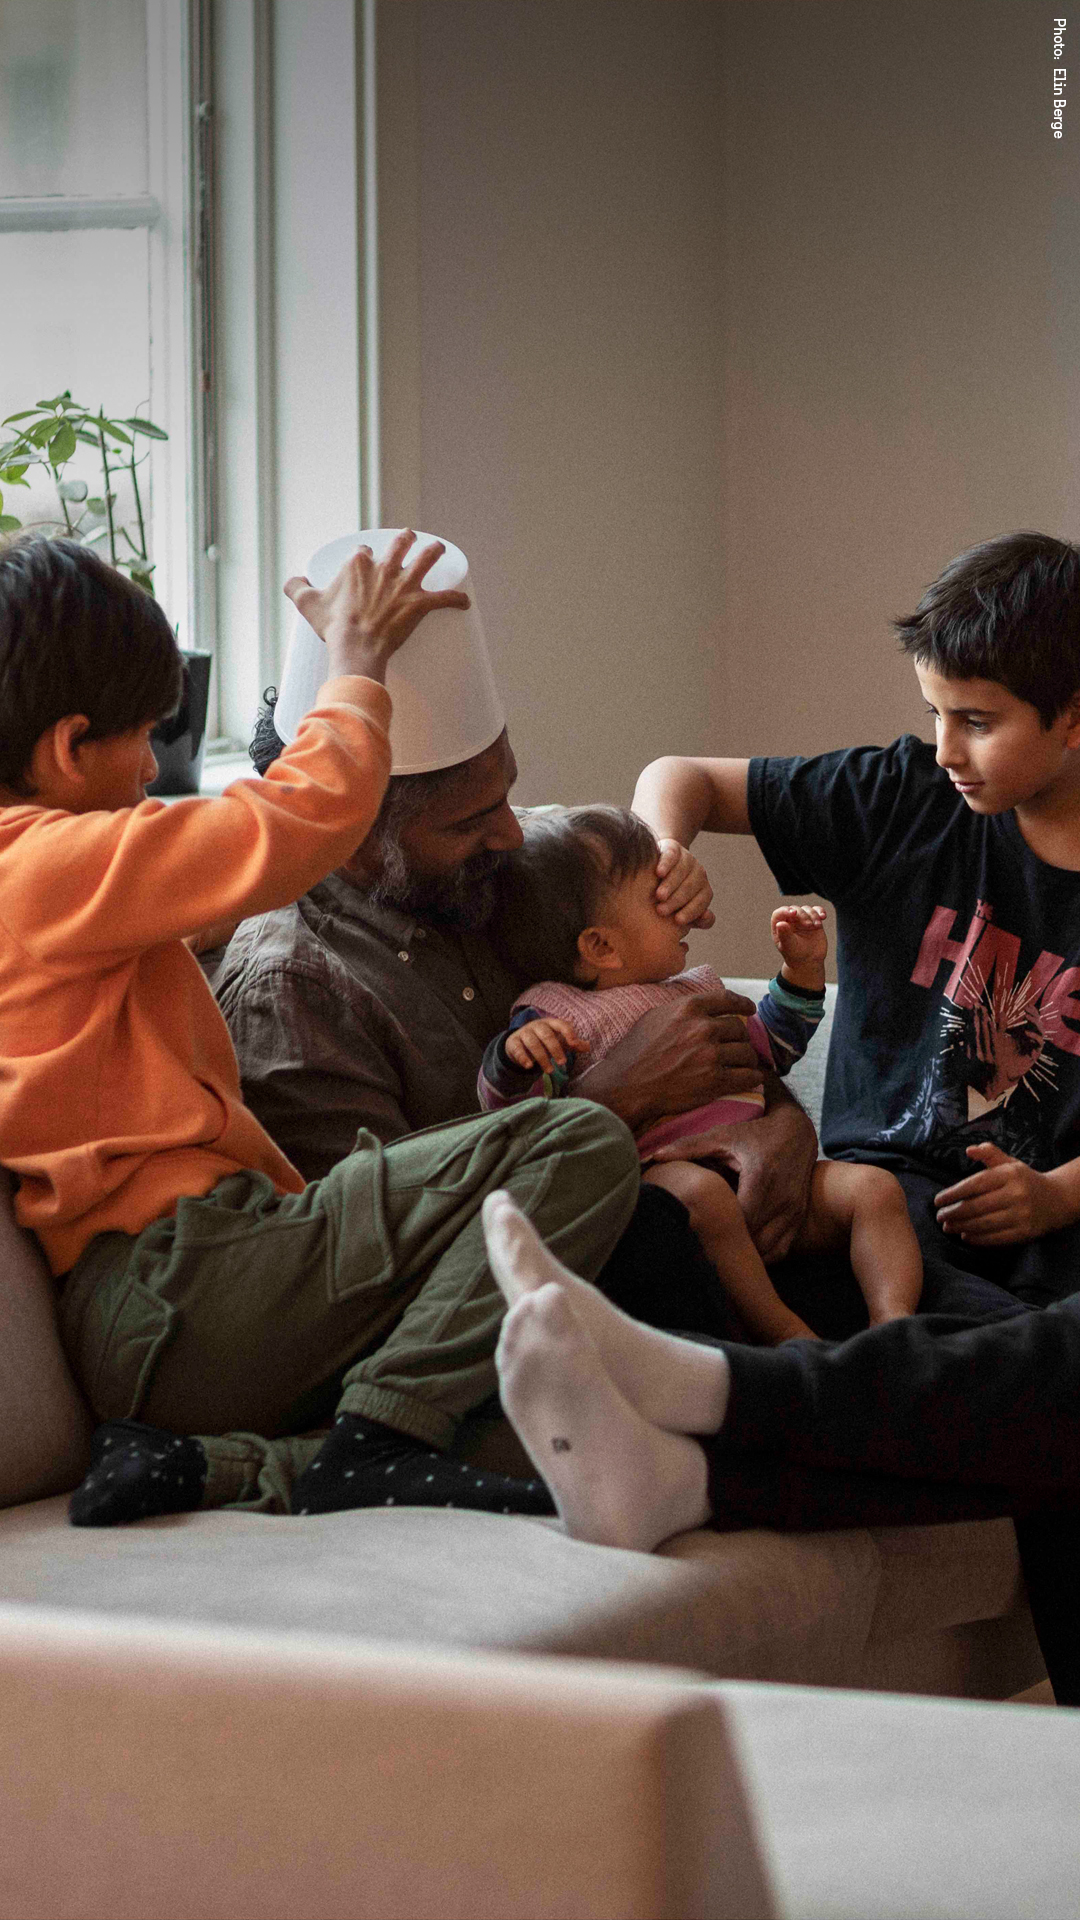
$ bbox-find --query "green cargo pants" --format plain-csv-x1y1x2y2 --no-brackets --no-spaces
58,1099,638,1450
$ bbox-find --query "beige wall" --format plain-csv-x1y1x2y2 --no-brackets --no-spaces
378,0,1078,977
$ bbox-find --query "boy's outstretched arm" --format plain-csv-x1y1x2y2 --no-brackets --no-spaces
632,756,752,844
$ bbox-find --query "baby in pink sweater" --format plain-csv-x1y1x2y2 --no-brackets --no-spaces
481,806,922,1344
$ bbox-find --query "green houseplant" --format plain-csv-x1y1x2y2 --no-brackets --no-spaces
0,392,211,794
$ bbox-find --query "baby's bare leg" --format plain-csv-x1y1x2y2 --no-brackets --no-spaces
643,1161,818,1344
795,1161,923,1325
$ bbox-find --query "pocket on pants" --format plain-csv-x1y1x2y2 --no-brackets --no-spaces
62,1270,179,1422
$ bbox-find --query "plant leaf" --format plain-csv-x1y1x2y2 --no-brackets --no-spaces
48,421,77,463
129,567,156,594
28,421,57,447
83,525,110,545
57,478,88,502
75,430,101,449
123,417,169,441
0,515,22,533
86,497,106,515
2,411,42,424
91,415,132,446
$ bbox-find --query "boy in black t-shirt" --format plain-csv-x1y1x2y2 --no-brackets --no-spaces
483,532,1080,1703
632,531,1080,1319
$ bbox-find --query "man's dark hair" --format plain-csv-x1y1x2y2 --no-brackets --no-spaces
0,534,182,793
249,686,485,837
492,804,659,987
894,532,1080,726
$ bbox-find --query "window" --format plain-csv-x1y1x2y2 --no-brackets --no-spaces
2,0,380,770
0,0,213,719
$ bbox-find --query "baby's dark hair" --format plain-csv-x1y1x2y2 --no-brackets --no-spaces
894,532,1080,726
0,534,182,793
492,804,659,987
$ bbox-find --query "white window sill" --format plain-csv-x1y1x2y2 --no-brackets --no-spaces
198,750,253,793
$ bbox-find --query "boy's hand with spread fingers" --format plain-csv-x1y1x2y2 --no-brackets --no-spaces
771,904,828,989
505,1017,588,1076
284,529,470,686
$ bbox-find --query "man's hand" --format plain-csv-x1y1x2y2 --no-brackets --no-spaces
648,1079,818,1262
505,1017,587,1074
284,529,470,686
654,839,716,927
935,1143,1067,1245
581,988,762,1132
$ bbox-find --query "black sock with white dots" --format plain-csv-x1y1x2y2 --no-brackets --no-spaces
290,1412,555,1518
69,1420,207,1527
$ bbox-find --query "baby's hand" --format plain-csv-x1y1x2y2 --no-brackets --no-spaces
654,839,716,927
772,904,827,978
505,1017,587,1075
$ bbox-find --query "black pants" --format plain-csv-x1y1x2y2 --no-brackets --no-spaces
606,1175,1080,1701
709,1298,1080,1700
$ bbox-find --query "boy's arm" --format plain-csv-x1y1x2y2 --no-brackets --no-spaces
5,685,392,959
632,756,753,844
935,1145,1080,1244
6,534,467,960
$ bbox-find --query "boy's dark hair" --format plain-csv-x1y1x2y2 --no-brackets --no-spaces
0,534,182,793
492,804,659,988
894,532,1080,726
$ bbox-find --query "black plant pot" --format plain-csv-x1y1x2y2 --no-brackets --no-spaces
148,649,213,796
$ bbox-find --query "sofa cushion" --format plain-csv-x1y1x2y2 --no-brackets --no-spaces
0,1494,1044,1699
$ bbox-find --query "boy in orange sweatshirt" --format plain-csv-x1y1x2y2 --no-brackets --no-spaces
0,532,638,1521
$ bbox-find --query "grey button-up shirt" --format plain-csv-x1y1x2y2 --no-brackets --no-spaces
213,869,521,1180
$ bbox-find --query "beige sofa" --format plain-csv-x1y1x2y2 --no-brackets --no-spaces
0,981,1043,1698
0,983,1051,1916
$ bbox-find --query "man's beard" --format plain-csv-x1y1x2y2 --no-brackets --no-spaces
367,842,506,931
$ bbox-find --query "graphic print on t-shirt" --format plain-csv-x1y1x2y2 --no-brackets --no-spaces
879,896,1080,1173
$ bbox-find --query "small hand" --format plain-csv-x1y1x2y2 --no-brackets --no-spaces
284,529,470,685
771,904,828,972
934,1143,1063,1245
505,1017,587,1075
653,839,716,928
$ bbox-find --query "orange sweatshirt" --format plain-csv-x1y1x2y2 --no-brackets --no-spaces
0,675,392,1275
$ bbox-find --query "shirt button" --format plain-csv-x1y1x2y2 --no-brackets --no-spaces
398,949,410,963
462,987,475,1001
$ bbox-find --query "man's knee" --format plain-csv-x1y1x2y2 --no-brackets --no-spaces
529,1097,639,1185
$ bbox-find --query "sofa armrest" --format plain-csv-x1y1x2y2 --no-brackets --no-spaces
0,1170,92,1507
0,1603,775,1920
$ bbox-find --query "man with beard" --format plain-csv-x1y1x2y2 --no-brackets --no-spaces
213,715,534,1177
214,701,817,1300
69,523,824,1524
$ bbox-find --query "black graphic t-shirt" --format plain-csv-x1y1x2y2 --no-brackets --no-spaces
749,736,1080,1183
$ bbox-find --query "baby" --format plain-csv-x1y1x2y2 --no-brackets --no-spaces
480,806,922,1343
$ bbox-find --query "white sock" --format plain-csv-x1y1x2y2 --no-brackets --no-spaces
482,1190,731,1433
495,1282,712,1552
